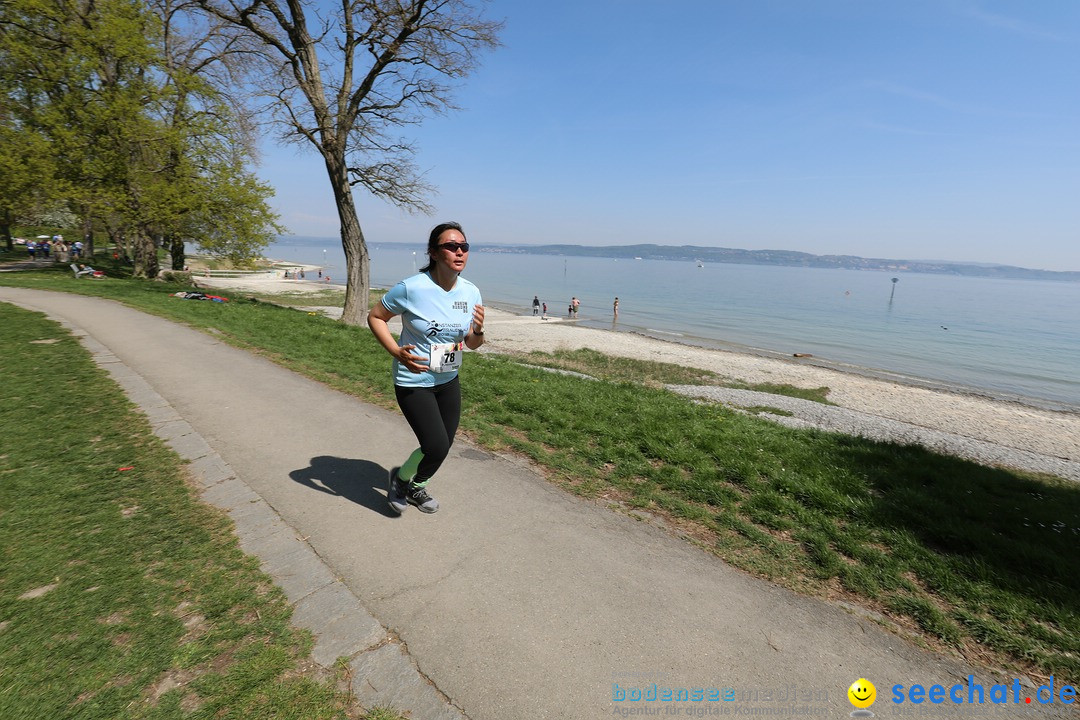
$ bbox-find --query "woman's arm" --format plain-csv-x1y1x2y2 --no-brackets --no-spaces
368,303,429,373
464,304,485,350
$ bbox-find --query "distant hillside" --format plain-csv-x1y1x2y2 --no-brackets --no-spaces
478,243,1080,282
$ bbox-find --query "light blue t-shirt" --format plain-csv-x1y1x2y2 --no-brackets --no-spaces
381,271,483,387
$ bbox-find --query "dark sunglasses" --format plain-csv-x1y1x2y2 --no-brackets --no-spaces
438,242,470,253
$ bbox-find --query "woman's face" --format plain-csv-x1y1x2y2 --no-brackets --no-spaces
432,229,469,273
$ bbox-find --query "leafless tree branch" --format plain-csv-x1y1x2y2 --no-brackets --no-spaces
189,0,502,324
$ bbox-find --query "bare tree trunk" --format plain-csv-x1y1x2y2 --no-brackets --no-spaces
168,235,185,270
107,226,123,259
325,152,369,325
82,215,95,259
1,208,12,252
132,228,159,278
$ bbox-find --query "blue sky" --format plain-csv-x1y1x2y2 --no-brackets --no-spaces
256,0,1080,271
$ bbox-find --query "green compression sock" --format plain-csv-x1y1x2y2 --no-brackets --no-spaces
398,448,424,482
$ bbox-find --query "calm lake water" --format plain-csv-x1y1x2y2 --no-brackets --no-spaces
268,238,1080,411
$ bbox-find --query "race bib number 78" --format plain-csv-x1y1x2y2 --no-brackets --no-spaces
429,342,464,372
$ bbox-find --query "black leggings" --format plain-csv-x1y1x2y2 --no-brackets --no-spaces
394,376,461,481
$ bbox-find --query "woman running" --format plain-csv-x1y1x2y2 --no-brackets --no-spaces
367,222,485,514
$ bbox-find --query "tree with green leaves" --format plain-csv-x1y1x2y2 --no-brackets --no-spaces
0,0,67,251
1,0,282,274
193,0,501,324
0,123,55,253
150,0,282,270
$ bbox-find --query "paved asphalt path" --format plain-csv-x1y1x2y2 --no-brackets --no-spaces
2,287,1068,720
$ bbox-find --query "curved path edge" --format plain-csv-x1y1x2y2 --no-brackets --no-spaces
5,291,468,720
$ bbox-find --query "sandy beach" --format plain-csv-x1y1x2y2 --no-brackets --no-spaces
194,271,1080,479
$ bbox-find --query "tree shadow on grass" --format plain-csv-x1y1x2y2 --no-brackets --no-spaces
289,455,398,517
827,434,1080,661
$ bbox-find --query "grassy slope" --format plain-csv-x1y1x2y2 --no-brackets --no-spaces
0,297,401,719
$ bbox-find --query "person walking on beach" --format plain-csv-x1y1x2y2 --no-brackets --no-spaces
542,302,547,320
367,221,485,514
532,295,540,316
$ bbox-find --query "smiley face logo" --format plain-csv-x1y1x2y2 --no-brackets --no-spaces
848,678,876,709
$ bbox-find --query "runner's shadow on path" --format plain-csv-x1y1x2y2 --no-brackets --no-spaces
289,456,397,517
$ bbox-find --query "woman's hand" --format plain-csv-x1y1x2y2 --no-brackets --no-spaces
396,344,428,373
465,304,485,350
471,304,485,335
369,304,428,372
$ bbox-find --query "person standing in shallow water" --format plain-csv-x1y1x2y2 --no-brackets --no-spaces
532,295,540,316
367,222,485,514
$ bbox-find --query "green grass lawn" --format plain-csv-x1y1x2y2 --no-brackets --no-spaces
0,300,401,719
2,266,1078,685
242,288,347,308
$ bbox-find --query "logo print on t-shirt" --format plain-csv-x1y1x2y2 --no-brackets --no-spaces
426,321,441,337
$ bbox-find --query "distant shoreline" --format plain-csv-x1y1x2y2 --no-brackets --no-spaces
276,236,1080,282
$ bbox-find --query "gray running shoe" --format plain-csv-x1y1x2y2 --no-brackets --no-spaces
406,483,439,513
387,467,409,515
